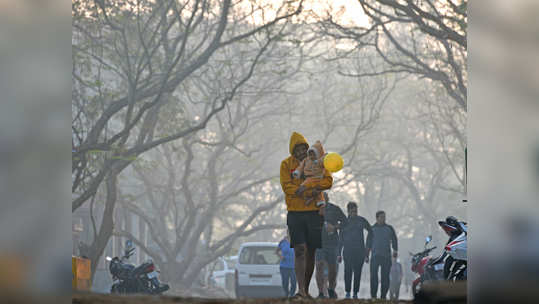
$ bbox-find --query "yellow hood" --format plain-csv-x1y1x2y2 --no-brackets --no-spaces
289,132,309,155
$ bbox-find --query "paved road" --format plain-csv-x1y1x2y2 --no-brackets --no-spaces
72,293,412,304
71,281,465,304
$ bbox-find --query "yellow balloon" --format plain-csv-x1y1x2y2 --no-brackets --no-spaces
324,152,344,173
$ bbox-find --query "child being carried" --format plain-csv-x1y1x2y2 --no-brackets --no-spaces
292,140,328,207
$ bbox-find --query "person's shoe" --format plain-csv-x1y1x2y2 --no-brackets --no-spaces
317,292,326,299
345,292,351,299
290,293,303,300
353,293,358,299
328,288,338,299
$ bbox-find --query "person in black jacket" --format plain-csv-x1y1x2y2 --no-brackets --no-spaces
315,193,347,299
340,201,372,299
366,210,398,299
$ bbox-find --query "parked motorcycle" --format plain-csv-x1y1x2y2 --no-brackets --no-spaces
106,240,169,294
410,235,445,295
444,219,467,281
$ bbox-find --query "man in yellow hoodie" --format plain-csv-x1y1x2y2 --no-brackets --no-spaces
280,132,333,298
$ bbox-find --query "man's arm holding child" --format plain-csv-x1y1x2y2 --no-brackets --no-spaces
303,170,333,198
280,161,300,196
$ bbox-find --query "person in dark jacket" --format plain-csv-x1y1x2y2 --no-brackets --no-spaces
340,201,372,299
366,210,398,299
315,193,347,299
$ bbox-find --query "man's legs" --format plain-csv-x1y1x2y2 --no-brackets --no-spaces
288,212,309,297
315,253,326,297
327,261,338,290
380,256,392,299
323,263,329,297
323,246,338,298
353,252,364,296
293,243,307,296
304,211,323,297
288,211,322,297
344,255,353,294
304,245,317,296
370,255,380,298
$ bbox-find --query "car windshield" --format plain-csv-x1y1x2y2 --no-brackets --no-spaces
226,258,236,269
239,246,279,265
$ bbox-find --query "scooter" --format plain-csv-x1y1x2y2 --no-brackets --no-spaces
106,240,169,294
410,235,445,295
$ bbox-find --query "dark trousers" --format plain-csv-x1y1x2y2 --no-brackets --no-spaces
344,249,365,294
280,267,296,297
370,255,392,299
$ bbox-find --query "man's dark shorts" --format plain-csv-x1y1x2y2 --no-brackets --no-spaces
287,211,323,249
315,247,338,265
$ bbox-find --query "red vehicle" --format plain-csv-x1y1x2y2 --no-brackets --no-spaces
410,236,444,294
411,217,467,294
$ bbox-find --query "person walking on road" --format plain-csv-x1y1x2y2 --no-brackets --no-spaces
280,132,333,299
389,255,403,301
276,234,296,298
366,210,398,300
341,201,372,299
315,193,347,299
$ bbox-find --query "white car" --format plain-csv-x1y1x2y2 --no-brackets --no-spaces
234,242,285,298
209,256,237,293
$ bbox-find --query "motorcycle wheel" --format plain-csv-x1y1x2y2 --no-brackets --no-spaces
455,266,467,280
156,283,169,294
111,284,120,294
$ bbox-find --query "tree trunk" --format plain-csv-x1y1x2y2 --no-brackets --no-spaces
89,170,119,281
139,218,146,262
159,260,185,286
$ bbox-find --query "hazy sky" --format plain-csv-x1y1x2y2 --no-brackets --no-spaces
243,0,369,27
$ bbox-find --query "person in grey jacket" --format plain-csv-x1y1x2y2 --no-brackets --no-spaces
366,210,398,299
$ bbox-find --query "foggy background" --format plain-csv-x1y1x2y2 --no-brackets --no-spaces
70,0,467,296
